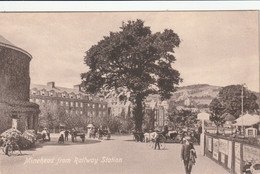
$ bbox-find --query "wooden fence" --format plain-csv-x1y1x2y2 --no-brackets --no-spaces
204,133,260,174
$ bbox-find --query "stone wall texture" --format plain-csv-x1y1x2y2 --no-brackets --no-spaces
0,44,39,133
0,46,30,102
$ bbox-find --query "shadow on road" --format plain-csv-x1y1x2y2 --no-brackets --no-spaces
123,139,136,142
28,139,102,150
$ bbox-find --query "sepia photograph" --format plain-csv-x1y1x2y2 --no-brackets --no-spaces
0,7,259,174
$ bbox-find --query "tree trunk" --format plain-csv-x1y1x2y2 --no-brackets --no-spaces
133,94,144,132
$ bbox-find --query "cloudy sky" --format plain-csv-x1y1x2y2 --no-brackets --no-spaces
0,11,259,91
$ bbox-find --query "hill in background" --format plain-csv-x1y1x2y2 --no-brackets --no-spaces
146,84,260,110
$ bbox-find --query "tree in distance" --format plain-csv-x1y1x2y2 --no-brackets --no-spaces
81,19,182,132
209,84,259,127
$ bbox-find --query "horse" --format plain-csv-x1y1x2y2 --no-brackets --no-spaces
144,132,157,142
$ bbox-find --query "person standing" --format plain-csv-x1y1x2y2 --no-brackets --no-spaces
64,129,69,141
181,136,197,174
154,130,160,150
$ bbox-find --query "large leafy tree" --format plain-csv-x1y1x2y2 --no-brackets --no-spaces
168,109,198,129
209,98,226,133
81,19,182,131
209,85,259,126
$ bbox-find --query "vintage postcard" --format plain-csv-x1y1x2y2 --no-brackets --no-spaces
0,7,259,174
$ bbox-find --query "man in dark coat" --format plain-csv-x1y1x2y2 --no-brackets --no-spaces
64,129,69,141
154,130,161,150
181,136,196,174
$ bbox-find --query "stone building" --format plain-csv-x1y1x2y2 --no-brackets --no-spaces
0,35,40,133
30,82,108,129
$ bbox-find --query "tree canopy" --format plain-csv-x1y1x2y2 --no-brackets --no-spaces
209,84,259,126
168,108,198,130
81,19,182,131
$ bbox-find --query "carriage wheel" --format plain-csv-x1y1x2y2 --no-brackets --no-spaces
159,142,166,150
147,140,154,149
4,144,13,156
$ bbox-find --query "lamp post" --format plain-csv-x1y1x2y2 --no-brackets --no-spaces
241,83,247,135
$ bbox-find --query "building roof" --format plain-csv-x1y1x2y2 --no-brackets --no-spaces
30,83,105,103
233,114,260,126
0,35,32,59
31,83,86,95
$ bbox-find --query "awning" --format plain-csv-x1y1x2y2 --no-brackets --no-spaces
233,114,260,126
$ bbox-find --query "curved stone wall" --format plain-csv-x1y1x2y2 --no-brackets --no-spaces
0,41,39,133
0,46,30,102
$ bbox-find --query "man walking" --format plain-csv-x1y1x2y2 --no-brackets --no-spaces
154,130,160,150
181,136,196,174
64,129,69,141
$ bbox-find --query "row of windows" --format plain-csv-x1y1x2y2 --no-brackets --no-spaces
65,110,84,115
31,89,93,100
64,110,107,117
30,98,107,109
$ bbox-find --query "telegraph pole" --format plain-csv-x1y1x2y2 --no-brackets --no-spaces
241,83,246,135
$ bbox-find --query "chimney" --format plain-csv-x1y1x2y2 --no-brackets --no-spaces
74,84,81,91
47,82,55,88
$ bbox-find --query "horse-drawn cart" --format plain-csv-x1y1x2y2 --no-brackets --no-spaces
71,132,85,142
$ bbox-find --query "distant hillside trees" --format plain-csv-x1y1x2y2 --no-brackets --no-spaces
209,84,259,126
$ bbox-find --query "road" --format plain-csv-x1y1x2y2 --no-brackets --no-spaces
1,134,228,174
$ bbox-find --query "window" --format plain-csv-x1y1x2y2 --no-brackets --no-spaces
88,103,90,107
75,102,79,107
50,91,54,96
30,99,33,102
60,101,64,106
103,105,106,109
62,93,67,98
99,104,101,108
71,102,74,107
36,99,39,103
80,103,83,108
66,102,69,106
93,104,95,109
80,111,83,115
41,91,45,96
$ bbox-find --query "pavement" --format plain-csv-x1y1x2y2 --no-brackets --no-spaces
0,134,229,174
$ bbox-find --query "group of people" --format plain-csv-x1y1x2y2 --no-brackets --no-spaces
58,129,73,143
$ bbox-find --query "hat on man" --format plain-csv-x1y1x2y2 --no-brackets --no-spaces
185,136,191,141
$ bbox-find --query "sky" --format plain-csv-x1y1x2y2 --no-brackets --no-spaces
0,11,259,91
